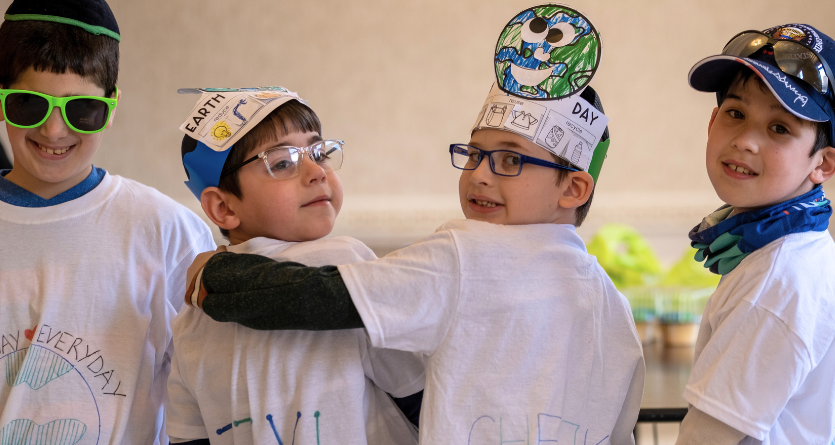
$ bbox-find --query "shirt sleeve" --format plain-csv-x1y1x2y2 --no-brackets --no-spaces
162,226,215,384
610,351,645,445
359,331,426,397
683,300,811,440
167,230,216,312
165,346,209,441
338,229,461,355
675,405,747,445
200,258,364,331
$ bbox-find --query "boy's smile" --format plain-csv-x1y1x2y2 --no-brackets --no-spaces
458,129,588,225
706,76,826,214
2,68,115,199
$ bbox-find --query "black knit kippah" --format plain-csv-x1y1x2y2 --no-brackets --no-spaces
5,0,120,42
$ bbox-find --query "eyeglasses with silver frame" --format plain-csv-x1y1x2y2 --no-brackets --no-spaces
221,139,345,180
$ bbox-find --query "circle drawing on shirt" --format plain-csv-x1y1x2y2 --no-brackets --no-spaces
0,345,101,445
494,4,601,100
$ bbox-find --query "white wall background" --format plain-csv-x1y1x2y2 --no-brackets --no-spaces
2,0,834,262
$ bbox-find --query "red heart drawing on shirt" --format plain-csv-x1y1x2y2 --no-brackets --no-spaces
24,325,36,341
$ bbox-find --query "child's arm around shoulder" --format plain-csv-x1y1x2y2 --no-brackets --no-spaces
187,229,462,354
196,253,364,330
181,236,378,330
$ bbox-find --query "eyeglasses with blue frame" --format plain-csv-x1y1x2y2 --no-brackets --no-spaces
449,144,579,177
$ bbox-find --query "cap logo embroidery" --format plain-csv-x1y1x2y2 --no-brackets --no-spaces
805,26,824,53
771,27,806,42
746,59,809,106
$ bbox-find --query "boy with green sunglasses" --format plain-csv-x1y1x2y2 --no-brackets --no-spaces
0,0,214,443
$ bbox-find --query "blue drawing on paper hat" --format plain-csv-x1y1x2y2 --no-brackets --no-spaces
495,4,601,100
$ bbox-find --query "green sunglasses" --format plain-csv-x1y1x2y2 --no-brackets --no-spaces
0,87,118,134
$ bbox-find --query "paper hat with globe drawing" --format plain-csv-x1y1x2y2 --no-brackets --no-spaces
473,4,611,182
178,87,307,200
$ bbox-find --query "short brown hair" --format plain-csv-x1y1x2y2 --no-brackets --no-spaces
0,20,119,95
216,100,321,238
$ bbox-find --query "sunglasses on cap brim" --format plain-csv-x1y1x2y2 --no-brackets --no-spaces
0,88,118,134
722,31,835,96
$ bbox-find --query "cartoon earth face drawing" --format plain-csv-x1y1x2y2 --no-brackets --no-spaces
495,4,601,99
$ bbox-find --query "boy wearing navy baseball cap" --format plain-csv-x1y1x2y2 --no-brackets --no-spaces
0,0,214,442
676,24,835,444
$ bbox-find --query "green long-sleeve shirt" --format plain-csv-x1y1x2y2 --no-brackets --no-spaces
201,252,364,330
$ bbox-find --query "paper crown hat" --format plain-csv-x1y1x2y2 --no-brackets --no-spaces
472,4,610,181
178,87,307,200
5,0,120,41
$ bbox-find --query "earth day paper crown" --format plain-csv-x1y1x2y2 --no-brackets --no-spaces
473,4,610,181
178,87,307,200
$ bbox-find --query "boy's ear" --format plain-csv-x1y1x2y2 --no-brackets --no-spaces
106,88,122,129
809,146,835,184
200,187,241,232
558,170,594,209
707,107,720,134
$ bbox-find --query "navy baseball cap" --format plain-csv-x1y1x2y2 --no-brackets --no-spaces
689,24,835,136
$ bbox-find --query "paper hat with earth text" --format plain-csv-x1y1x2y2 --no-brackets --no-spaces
178,87,307,200
472,4,611,182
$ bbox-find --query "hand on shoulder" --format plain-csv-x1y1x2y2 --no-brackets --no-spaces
185,245,228,307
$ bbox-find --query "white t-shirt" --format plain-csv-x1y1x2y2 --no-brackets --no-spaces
338,219,645,445
167,236,425,444
0,173,215,444
684,231,835,444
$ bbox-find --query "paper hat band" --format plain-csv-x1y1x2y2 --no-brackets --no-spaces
588,138,609,182
495,4,601,100
472,83,609,181
182,139,230,200
178,87,306,200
